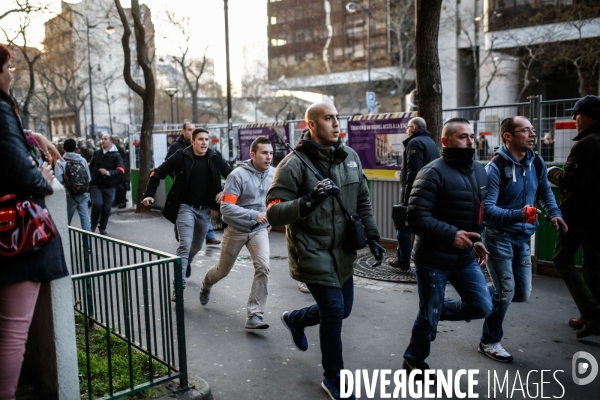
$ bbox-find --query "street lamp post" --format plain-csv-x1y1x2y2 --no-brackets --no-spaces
224,0,234,167
346,1,373,112
165,88,178,125
85,17,115,140
31,114,38,132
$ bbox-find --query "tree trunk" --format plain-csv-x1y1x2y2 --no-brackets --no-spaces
415,0,443,145
192,94,198,123
115,0,155,214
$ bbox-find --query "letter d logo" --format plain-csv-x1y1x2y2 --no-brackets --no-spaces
572,351,598,385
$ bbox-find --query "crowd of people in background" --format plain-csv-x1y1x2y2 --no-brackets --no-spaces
1,35,599,400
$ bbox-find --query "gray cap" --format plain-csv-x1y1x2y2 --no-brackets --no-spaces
566,95,600,121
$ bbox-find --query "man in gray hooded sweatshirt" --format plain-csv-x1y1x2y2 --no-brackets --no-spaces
200,136,275,329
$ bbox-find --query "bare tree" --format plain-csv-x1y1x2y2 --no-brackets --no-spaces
1,14,42,129
98,67,125,135
555,17,600,96
374,0,416,110
0,0,46,21
34,70,57,138
164,11,209,124
415,0,443,144
242,73,270,123
38,53,89,137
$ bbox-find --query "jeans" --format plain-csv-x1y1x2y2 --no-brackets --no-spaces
404,260,492,364
175,220,215,241
90,185,115,230
206,221,216,240
287,277,354,379
553,225,600,320
481,228,532,344
66,192,91,231
203,226,269,317
0,281,41,400
396,229,412,266
176,204,210,287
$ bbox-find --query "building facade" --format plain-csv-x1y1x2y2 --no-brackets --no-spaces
267,0,410,114
43,0,155,140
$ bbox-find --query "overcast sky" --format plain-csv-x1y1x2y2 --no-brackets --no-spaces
0,0,268,86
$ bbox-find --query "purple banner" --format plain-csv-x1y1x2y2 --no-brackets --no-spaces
238,123,290,167
347,113,416,170
166,133,181,150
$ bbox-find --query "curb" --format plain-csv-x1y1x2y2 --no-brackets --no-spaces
157,378,212,400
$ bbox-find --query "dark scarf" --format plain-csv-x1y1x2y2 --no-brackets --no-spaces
442,147,476,171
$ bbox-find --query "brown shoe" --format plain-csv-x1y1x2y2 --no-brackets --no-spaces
387,258,410,271
205,238,221,245
569,317,584,330
576,318,600,339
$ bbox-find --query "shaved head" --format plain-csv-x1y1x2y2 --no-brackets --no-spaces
305,102,335,123
442,117,470,138
304,102,340,147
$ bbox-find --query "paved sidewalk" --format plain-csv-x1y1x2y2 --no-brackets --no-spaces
93,211,599,400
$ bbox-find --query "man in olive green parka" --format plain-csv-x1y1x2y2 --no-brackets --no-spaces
267,102,384,399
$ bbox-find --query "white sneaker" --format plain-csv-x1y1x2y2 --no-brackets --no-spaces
478,342,513,363
298,282,310,293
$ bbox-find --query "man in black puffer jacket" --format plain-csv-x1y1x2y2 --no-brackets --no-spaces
89,133,125,234
402,118,492,376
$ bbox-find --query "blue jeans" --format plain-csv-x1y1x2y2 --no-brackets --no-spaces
404,260,492,364
287,277,354,379
174,220,215,240
396,229,412,266
175,204,210,287
66,192,91,231
90,185,115,230
206,221,216,240
481,228,532,344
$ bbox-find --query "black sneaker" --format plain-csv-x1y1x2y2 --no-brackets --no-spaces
186,264,191,278
99,229,107,235
402,359,436,382
281,311,307,351
199,287,210,306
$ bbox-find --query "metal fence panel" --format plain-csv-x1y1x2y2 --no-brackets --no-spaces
69,228,187,399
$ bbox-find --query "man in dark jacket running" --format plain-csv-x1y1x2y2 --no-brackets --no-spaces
267,102,384,400
389,116,439,270
548,95,600,338
89,133,125,234
167,121,221,245
403,117,492,376
142,128,232,300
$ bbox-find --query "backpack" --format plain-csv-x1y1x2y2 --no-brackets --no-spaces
490,153,543,188
490,153,544,204
64,159,90,195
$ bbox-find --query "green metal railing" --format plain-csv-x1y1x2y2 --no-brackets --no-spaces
69,227,188,399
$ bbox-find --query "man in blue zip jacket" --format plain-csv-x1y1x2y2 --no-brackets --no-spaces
142,128,231,299
479,116,566,363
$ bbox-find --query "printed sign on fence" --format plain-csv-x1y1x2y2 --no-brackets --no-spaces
348,112,417,179
238,122,290,167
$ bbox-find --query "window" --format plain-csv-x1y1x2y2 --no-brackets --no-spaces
271,16,277,25
270,38,287,46
352,44,364,58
